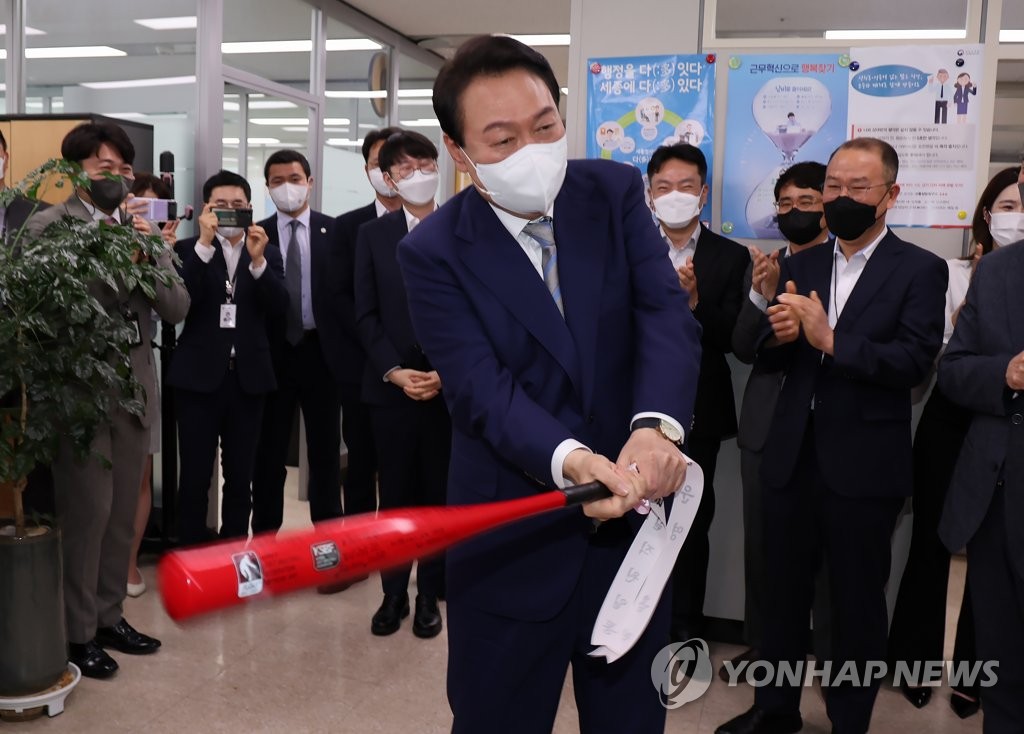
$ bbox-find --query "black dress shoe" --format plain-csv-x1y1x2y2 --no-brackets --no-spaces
950,690,980,719
715,706,802,734
68,641,118,680
899,683,932,709
412,595,443,639
720,647,761,683
371,593,410,636
95,618,161,655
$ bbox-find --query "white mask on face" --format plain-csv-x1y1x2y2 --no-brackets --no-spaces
988,211,1024,247
394,169,439,206
464,135,568,216
218,226,244,240
368,167,397,198
653,190,703,229
269,181,309,213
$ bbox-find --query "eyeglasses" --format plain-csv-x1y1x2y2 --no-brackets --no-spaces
390,159,438,181
211,199,250,209
774,195,821,214
822,182,892,200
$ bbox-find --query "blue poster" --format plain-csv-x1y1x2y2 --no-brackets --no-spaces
586,54,716,218
722,55,850,239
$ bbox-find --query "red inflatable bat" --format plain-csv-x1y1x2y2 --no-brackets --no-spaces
158,482,610,621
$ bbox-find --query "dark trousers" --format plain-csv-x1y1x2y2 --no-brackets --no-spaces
967,486,1024,734
670,433,720,636
175,372,265,546
756,424,903,734
888,387,976,690
370,397,450,598
935,100,948,124
252,332,342,532
341,397,378,516
447,532,671,734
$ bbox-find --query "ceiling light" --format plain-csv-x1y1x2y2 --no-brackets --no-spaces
326,39,382,51
222,137,280,145
222,38,380,54
326,138,364,147
823,29,967,40
325,90,387,98
20,45,126,59
507,34,570,46
400,118,440,127
397,99,433,106
223,101,240,111
397,89,432,98
249,117,310,126
133,16,197,30
249,100,297,109
80,75,195,89
106,112,147,119
1000,29,1024,42
560,87,569,95
0,24,45,35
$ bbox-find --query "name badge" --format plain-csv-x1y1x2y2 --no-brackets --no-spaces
220,303,237,329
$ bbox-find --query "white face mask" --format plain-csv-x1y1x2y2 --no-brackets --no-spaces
989,211,1024,247
653,190,703,229
368,167,397,198
465,135,568,216
218,226,244,240
269,181,310,213
393,169,439,207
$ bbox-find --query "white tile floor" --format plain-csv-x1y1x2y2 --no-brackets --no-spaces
11,469,982,733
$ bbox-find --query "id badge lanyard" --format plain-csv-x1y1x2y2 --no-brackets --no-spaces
220,237,243,330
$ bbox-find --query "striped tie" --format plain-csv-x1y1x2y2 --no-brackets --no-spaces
285,219,304,345
523,217,564,317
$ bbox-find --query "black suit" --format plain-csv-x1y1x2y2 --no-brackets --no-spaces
355,210,449,598
754,231,946,734
939,242,1024,733
252,210,344,531
167,236,287,545
333,201,382,516
672,224,749,636
2,193,47,241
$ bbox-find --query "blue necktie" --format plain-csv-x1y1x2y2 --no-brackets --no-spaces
523,217,564,317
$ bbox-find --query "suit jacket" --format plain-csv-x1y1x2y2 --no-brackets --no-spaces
689,225,749,440
354,209,435,407
25,195,190,428
397,159,702,621
166,235,288,395
258,210,344,376
334,202,379,394
758,230,947,499
3,193,48,241
938,243,1024,567
732,259,785,453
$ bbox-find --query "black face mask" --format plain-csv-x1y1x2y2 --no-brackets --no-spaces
823,191,889,241
89,176,127,212
776,208,824,246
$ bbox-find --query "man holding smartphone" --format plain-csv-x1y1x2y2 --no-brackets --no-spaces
167,170,287,545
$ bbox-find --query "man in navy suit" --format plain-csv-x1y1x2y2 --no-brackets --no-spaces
167,170,287,545
397,36,701,734
938,242,1024,734
646,143,749,641
355,130,450,639
333,126,403,518
717,138,948,734
252,151,349,566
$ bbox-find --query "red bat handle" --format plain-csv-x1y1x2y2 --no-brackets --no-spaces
158,481,610,621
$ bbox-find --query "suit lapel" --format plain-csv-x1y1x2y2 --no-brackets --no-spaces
456,191,582,394
1007,245,1024,350
835,231,902,331
691,225,719,285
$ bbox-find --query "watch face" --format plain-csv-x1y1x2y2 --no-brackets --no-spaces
659,420,682,443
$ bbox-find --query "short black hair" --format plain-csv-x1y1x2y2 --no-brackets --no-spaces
829,137,899,183
379,131,439,175
361,127,403,163
263,149,311,182
61,122,135,166
130,172,173,200
202,170,252,203
433,34,561,148
773,161,826,200
646,143,707,184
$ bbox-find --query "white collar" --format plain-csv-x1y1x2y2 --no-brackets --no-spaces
489,201,555,242
834,227,887,262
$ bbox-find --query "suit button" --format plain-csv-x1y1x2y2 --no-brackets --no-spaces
1012,413,1023,425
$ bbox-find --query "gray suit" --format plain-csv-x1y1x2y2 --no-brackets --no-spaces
938,241,1024,734
732,256,830,657
26,195,189,643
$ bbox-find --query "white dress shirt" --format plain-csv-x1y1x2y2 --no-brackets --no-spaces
662,224,700,271
193,234,267,281
488,202,686,487
276,207,315,330
374,199,389,218
829,229,886,328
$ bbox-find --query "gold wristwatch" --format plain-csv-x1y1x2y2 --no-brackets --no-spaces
631,417,684,448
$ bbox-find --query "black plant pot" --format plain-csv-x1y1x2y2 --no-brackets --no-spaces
0,521,68,697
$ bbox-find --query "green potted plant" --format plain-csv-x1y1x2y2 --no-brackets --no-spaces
0,160,176,701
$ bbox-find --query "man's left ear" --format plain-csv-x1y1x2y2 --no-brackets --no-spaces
885,184,900,209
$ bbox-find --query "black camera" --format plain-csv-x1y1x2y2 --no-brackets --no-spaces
212,208,254,228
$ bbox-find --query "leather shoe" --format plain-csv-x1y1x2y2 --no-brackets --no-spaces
899,683,932,709
412,595,443,639
371,593,409,636
95,618,161,655
720,647,760,683
950,690,980,719
715,706,802,734
317,574,369,595
68,641,118,680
